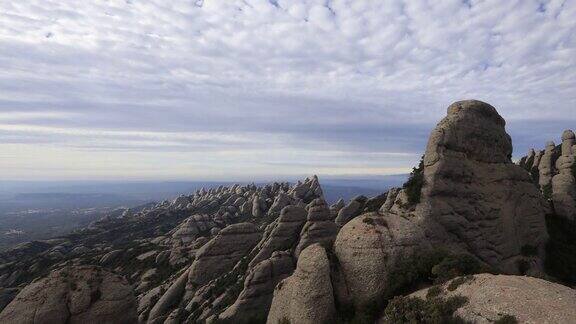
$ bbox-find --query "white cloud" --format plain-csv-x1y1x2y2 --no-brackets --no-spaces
0,0,575,180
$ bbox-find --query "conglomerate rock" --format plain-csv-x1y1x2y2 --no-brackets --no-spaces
0,266,137,324
267,244,335,324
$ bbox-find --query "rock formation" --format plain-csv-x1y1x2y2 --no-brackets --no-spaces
188,223,261,287
334,213,426,307
249,206,307,268
294,198,339,257
267,244,335,324
419,100,548,274
519,129,576,221
0,266,137,324
220,251,294,321
551,130,576,220
335,195,367,226
396,274,576,324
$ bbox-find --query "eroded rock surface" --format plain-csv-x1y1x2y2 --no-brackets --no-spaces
420,100,548,274
0,266,137,324
188,223,261,287
294,198,339,258
267,244,335,324
407,274,576,324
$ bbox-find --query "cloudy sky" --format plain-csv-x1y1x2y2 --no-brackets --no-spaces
0,0,575,181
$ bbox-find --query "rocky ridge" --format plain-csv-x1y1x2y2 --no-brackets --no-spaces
0,100,575,324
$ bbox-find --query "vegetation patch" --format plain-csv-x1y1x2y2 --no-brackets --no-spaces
446,275,474,292
381,294,470,324
426,286,443,299
494,314,519,324
545,213,576,285
403,157,425,206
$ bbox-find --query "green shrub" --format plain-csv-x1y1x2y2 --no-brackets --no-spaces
403,157,425,205
381,295,470,324
431,254,483,283
426,286,442,299
446,275,474,291
572,162,576,179
494,314,518,324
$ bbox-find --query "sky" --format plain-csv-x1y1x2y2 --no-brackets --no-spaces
0,0,575,181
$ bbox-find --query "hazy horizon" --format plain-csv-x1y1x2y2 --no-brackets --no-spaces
1,1,575,181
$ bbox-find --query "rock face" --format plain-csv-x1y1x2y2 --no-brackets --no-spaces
335,195,367,226
188,223,261,287
267,244,335,324
249,206,307,268
294,198,339,258
334,213,426,307
539,141,558,188
220,251,294,321
551,130,576,220
406,274,576,324
0,266,137,324
420,100,548,274
518,129,576,221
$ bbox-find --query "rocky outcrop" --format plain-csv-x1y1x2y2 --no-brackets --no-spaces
379,188,400,213
330,198,345,218
419,100,548,274
169,214,216,245
294,198,339,257
249,206,307,268
335,195,367,226
334,213,426,307
289,175,324,203
539,141,558,188
0,266,137,324
267,244,335,324
147,268,189,323
402,274,576,324
220,251,294,321
188,223,261,287
551,130,576,220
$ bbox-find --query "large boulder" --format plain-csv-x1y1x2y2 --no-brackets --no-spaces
397,274,576,324
0,266,137,324
187,223,261,287
267,244,335,324
419,100,548,274
334,213,426,307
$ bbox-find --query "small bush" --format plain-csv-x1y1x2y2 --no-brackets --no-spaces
363,218,375,225
382,295,469,324
426,286,442,299
403,157,425,205
431,254,483,283
446,275,474,291
494,314,518,324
